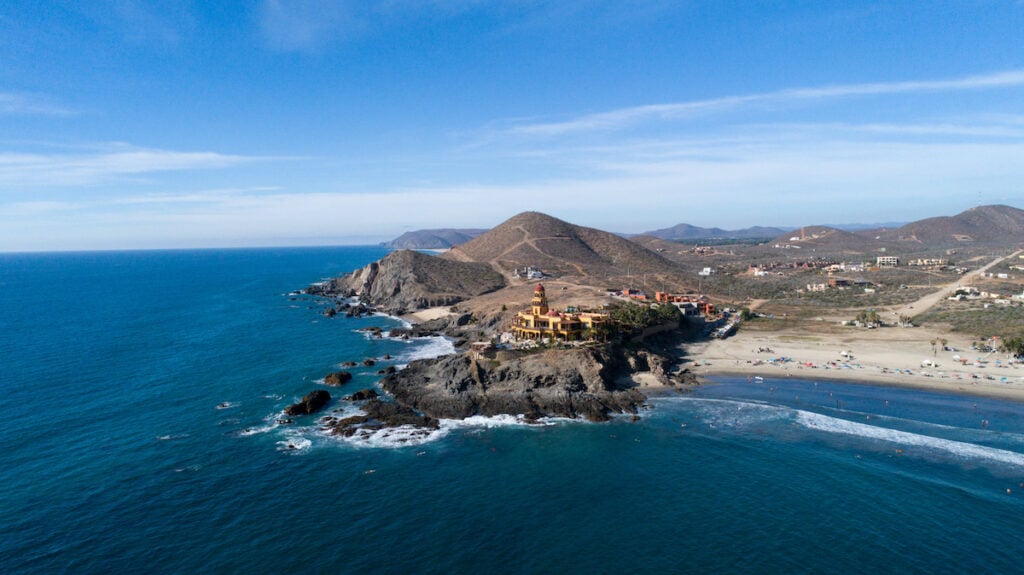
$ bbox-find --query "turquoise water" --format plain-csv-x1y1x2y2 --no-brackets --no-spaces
2,247,1023,574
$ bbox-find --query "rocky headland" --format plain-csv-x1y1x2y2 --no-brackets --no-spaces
381,345,682,422
306,248,505,315
293,212,708,434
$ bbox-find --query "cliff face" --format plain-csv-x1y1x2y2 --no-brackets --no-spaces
380,345,675,422
308,249,505,314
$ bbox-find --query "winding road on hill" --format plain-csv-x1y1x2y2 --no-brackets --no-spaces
480,225,589,276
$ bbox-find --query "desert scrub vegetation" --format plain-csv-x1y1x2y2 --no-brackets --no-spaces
774,285,931,308
916,301,1024,340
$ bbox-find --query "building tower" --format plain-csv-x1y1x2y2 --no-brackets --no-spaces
531,283,549,316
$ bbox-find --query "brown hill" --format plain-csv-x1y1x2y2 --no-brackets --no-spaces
310,249,505,313
872,205,1024,245
443,211,685,283
768,225,880,253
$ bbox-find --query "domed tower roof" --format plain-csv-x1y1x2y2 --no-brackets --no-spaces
530,283,549,316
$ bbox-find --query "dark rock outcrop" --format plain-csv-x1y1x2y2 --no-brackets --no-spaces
323,371,352,386
284,390,331,416
344,388,379,401
322,398,438,437
380,345,665,423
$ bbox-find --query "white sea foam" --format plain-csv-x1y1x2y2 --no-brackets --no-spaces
795,410,1024,467
663,397,790,429
237,424,276,437
156,434,190,441
277,436,312,453
327,412,552,449
342,424,451,448
440,414,539,429
662,396,1024,468
392,336,456,365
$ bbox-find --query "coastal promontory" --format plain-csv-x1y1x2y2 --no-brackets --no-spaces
307,248,506,314
380,344,676,422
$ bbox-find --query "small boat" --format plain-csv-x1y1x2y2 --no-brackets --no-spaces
752,376,765,383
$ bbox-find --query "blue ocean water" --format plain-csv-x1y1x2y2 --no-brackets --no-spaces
2,247,1023,574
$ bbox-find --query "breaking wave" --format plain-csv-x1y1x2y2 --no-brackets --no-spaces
795,410,1024,467
661,396,1024,468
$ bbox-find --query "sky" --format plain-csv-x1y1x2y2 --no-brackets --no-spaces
2,1,1024,251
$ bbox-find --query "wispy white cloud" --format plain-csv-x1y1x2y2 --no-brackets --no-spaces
0,92,76,116
5,133,1022,251
0,144,262,188
510,70,1024,136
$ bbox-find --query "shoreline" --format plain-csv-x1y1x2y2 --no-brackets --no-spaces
395,308,1024,404
685,326,1024,403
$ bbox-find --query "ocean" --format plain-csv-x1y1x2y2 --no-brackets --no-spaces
2,246,1023,574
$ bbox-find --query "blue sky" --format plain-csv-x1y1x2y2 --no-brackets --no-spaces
2,1,1024,251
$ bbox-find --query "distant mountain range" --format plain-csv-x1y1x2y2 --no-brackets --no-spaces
768,205,1024,250
641,223,787,241
334,204,1023,313
382,229,486,249
383,205,1024,252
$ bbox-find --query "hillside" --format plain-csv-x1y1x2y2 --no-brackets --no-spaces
871,205,1024,245
383,228,486,249
768,225,881,253
309,249,505,313
443,211,686,283
644,223,786,241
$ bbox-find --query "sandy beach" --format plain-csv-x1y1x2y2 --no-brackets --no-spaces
401,306,456,324
687,324,1024,402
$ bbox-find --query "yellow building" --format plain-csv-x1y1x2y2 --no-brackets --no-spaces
511,284,609,341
